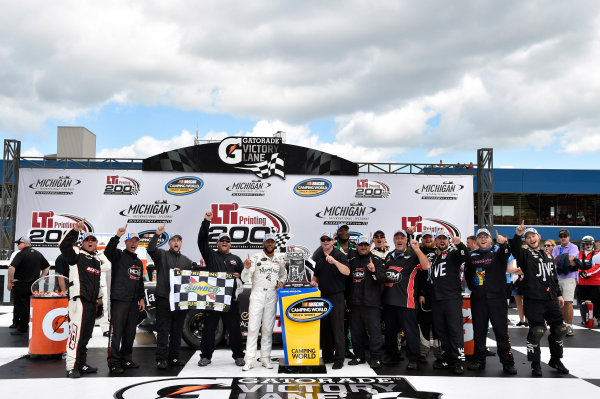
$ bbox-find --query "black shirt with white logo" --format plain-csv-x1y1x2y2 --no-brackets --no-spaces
429,242,468,301
383,248,422,308
349,253,385,307
104,235,144,302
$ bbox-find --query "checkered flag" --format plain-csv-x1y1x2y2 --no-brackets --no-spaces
170,270,234,312
270,232,292,250
238,152,285,179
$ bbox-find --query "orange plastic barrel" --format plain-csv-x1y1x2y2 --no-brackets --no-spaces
29,296,69,356
462,294,474,356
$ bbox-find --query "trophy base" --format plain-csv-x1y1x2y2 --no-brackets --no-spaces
283,281,313,289
278,358,327,374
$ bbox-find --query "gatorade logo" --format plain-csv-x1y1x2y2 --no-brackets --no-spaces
286,297,332,322
43,307,69,341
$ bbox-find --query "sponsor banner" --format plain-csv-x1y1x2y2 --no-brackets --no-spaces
28,175,81,196
170,270,234,312
115,377,442,399
15,169,473,263
415,179,465,200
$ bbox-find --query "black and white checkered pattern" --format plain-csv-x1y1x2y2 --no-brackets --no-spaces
171,271,234,312
238,152,285,179
270,232,292,250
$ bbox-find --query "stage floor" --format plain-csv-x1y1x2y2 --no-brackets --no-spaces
1,306,599,398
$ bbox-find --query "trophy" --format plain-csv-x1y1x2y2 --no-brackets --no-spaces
283,245,313,288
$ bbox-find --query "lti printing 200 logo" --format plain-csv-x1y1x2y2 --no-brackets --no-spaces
28,175,81,195
27,211,94,247
165,176,203,195
114,377,442,398
226,179,271,197
355,178,390,198
104,175,140,195
415,180,464,200
218,136,285,179
208,203,291,249
315,202,376,226
293,178,332,197
286,298,332,322
136,230,169,248
119,200,181,224
401,215,461,238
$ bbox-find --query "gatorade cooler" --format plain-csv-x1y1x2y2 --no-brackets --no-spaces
29,275,70,358
462,293,474,356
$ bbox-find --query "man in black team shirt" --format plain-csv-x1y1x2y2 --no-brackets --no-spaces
464,228,516,375
382,229,430,370
311,232,350,369
429,231,468,375
509,221,569,376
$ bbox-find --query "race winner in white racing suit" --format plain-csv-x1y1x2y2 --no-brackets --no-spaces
241,234,287,370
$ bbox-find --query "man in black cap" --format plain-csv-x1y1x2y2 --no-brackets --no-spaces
8,236,50,335
311,231,350,369
197,210,245,367
148,222,195,369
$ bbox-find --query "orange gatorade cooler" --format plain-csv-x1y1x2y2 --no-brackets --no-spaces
462,293,474,356
29,275,70,357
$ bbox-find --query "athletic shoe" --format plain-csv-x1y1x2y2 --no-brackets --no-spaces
198,357,211,367
332,360,344,369
156,360,168,369
122,360,139,369
109,365,124,374
433,359,449,369
102,331,110,337
235,357,246,367
452,363,464,375
407,361,418,370
548,358,569,374
370,360,381,369
8,323,17,329
467,361,485,371
503,364,517,375
260,359,273,369
66,369,81,379
566,325,574,336
516,321,528,327
242,362,254,371
78,364,98,374
169,358,184,367
348,358,365,366
531,362,542,377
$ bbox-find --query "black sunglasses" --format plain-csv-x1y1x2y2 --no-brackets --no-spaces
373,234,385,239
219,239,231,243
544,244,553,247
558,235,568,238
320,238,332,242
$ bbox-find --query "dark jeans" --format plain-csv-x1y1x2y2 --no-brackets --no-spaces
321,292,345,362
108,300,139,366
383,305,420,361
200,301,244,360
350,305,383,361
155,296,188,361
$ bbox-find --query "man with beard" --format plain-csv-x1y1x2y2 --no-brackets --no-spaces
241,234,287,371
382,230,430,370
148,222,195,369
510,221,568,376
104,226,146,374
311,232,350,369
348,235,386,369
429,231,468,375
197,211,245,367
371,230,388,260
464,228,517,374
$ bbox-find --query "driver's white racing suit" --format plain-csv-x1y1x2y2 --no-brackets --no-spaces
241,251,287,366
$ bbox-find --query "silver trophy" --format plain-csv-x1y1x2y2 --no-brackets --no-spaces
284,245,313,287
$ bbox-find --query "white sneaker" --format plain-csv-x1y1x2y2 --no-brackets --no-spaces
242,362,254,371
260,359,273,369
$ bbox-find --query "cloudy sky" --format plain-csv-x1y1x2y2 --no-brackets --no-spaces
1,0,599,169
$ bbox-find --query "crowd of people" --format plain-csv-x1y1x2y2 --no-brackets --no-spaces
6,214,600,378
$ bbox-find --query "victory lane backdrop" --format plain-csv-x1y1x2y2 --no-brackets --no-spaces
15,169,473,263
170,270,234,312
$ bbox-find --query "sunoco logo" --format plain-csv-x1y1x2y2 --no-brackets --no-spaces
119,200,181,224
186,281,221,296
286,297,332,322
105,175,140,195
165,176,203,196
208,203,291,249
114,377,442,399
136,230,169,248
315,202,376,226
226,179,271,197
355,178,390,198
415,180,464,200
293,178,332,197
27,211,94,248
28,175,81,195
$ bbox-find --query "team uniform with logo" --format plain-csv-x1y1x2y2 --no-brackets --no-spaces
464,243,515,367
104,235,145,369
429,243,468,366
417,247,440,359
348,252,386,363
241,251,287,365
198,219,245,361
383,248,424,362
60,229,102,373
509,235,566,364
